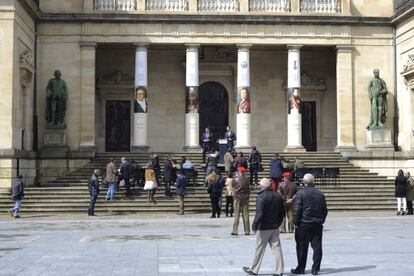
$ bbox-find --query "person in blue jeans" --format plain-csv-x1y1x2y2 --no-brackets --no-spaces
9,175,24,218
88,169,101,216
105,158,117,200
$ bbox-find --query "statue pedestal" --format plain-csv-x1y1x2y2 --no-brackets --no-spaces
365,128,394,151
40,128,69,158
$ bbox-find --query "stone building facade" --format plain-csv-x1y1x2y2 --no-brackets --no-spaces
0,0,413,187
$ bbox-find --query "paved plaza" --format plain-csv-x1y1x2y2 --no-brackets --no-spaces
0,213,413,276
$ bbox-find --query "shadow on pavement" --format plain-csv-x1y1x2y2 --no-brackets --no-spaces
320,265,376,274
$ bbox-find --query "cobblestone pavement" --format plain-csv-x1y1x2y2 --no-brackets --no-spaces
0,213,413,275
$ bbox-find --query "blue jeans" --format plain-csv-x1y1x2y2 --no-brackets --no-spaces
88,189,98,216
10,200,22,216
106,182,116,200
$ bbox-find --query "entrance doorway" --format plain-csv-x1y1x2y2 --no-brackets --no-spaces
105,100,131,152
199,82,229,150
301,101,317,151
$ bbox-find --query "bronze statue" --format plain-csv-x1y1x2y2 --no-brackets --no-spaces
46,70,68,128
367,69,388,130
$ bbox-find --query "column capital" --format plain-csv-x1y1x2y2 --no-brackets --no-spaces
79,42,97,49
336,45,353,53
185,44,200,51
237,44,252,51
134,43,149,50
287,44,303,51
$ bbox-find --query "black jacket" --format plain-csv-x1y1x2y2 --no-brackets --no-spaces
249,150,262,165
88,174,100,194
207,177,224,197
252,187,285,231
395,175,407,198
11,179,24,201
163,159,175,183
270,158,283,179
294,186,328,225
120,161,132,179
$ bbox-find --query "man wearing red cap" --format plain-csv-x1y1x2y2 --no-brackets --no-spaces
278,172,298,233
231,167,251,235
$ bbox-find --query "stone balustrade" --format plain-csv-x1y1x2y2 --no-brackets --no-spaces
249,0,291,12
94,0,137,11
198,0,239,12
147,0,188,11
300,0,341,13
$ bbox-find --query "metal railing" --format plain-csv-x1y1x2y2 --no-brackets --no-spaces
147,0,188,11
198,0,239,12
300,0,341,13
94,0,137,11
249,0,291,12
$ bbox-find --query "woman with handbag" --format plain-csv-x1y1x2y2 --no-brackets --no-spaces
144,163,158,204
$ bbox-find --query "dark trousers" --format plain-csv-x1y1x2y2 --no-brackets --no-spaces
250,166,259,186
88,191,98,216
225,196,234,216
124,178,131,196
295,223,323,273
202,143,211,162
407,200,413,214
165,181,173,197
210,195,221,217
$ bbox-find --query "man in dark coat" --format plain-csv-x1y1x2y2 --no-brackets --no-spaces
175,170,188,215
232,167,251,235
291,173,328,275
249,146,262,186
270,154,284,192
278,172,298,233
243,178,285,276
9,175,24,218
395,169,408,215
119,157,132,196
224,125,236,151
88,169,101,216
163,156,175,197
201,127,214,162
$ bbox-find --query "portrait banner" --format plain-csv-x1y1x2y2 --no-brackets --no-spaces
237,87,251,114
186,86,199,114
134,86,148,113
287,87,301,114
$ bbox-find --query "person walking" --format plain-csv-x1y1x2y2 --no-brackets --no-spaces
88,169,101,217
144,163,158,204
207,171,223,218
395,169,408,215
231,167,251,235
119,157,132,196
224,148,234,173
225,172,234,217
175,170,187,215
8,175,24,218
405,171,414,215
270,154,283,192
278,172,298,233
163,156,175,197
242,178,285,276
291,173,328,275
105,158,117,201
249,146,262,186
205,151,219,186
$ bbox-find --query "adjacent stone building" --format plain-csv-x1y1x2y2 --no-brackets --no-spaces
0,0,414,187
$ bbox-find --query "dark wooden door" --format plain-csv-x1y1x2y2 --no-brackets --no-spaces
106,100,131,152
301,101,317,151
199,82,229,150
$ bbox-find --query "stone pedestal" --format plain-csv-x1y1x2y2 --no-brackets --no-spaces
236,113,251,149
131,113,149,152
184,113,201,151
41,128,69,157
285,112,305,152
365,128,394,151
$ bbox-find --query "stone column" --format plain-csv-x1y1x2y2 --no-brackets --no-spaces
132,43,150,152
236,44,252,149
239,0,249,12
335,45,356,151
285,45,305,152
79,42,97,154
184,44,201,151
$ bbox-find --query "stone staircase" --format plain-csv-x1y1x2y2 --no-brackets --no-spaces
0,152,395,215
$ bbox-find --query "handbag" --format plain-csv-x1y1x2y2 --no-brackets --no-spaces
144,180,157,190
258,163,264,172
119,179,125,188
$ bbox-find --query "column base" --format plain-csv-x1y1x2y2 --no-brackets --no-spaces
131,146,150,152
183,145,202,152
334,145,357,152
284,145,306,152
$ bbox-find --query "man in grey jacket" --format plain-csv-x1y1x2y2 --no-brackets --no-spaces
9,175,24,218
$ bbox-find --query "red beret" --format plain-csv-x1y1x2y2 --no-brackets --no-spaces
282,172,292,177
238,167,247,173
